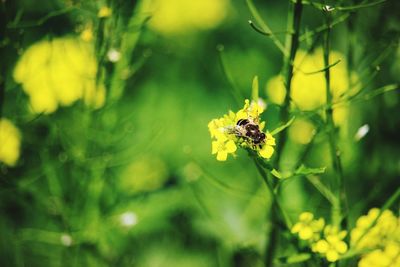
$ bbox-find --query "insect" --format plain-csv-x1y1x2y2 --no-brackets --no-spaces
235,118,266,147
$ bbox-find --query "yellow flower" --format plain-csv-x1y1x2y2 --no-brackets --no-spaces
212,135,237,161
148,0,229,35
208,99,275,161
312,225,348,262
292,212,350,262
351,208,399,250
80,27,94,42
266,48,359,129
119,155,168,194
358,241,400,267
291,212,325,241
236,99,265,121
259,133,275,159
208,110,235,139
350,208,400,267
0,119,21,167
288,118,316,145
98,6,112,18
13,37,105,114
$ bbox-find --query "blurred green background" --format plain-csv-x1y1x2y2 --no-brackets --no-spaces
0,0,399,266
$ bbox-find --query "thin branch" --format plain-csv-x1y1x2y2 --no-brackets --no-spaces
322,10,348,230
246,0,287,55
275,0,303,165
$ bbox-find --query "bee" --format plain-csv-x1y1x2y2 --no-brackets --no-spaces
235,118,266,147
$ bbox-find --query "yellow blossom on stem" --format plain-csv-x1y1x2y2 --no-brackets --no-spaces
80,26,94,42
13,37,105,114
291,213,349,262
351,208,399,250
312,225,348,262
350,208,400,267
259,133,275,159
0,119,21,167
291,212,325,241
211,135,237,161
148,0,229,35
208,99,275,161
98,6,112,18
358,241,400,267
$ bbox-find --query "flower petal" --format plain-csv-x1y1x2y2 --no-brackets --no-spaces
211,141,219,154
259,145,274,159
225,140,237,153
335,241,348,254
326,250,339,262
265,134,276,145
216,151,228,161
314,240,329,253
299,227,313,240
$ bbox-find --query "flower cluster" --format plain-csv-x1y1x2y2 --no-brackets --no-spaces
13,36,105,114
291,212,325,241
148,0,230,35
357,241,400,267
311,225,348,262
266,48,355,112
351,208,400,267
292,212,348,262
266,48,360,143
0,118,21,167
208,99,275,161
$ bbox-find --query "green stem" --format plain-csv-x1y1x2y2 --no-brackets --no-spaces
322,11,348,229
0,2,7,118
253,158,292,229
276,0,303,165
253,157,293,267
261,1,302,265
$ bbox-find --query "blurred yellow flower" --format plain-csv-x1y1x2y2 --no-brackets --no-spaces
80,27,94,42
0,118,21,167
358,241,400,267
266,48,359,129
292,212,349,262
148,0,230,35
291,212,325,241
98,6,112,18
13,37,105,114
288,118,315,144
266,48,350,109
351,208,399,250
119,155,169,194
312,225,348,262
350,208,400,267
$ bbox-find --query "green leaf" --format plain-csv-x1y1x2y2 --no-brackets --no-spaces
270,117,295,136
270,169,293,179
271,165,326,180
303,59,341,75
362,84,399,100
245,0,286,54
296,0,387,11
295,164,326,176
336,0,387,11
271,169,284,179
251,75,259,102
276,253,311,264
